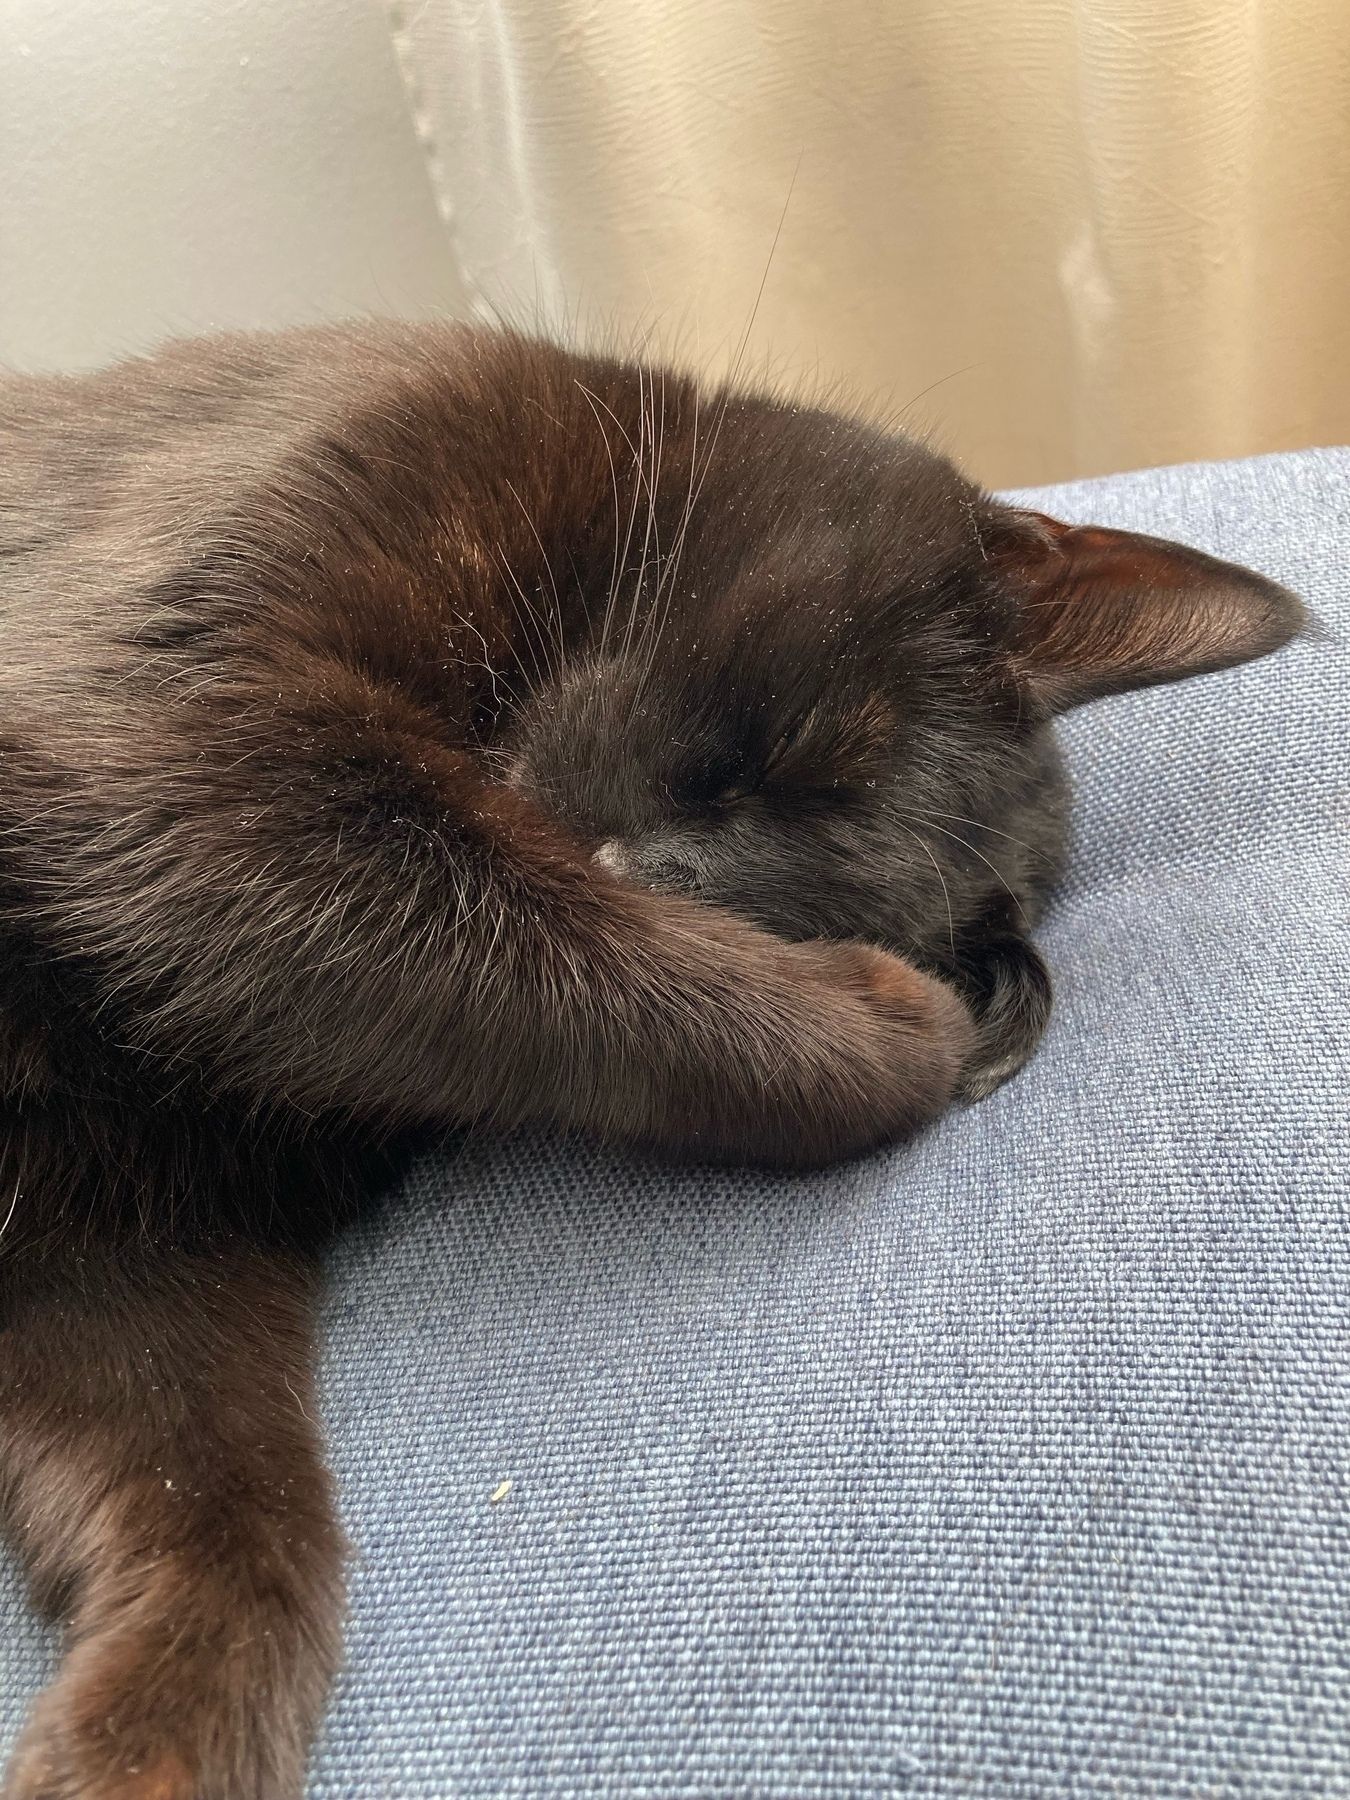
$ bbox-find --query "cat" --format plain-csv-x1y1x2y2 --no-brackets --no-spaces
0,321,1302,1798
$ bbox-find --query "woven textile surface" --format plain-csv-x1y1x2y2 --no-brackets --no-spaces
2,449,1347,1795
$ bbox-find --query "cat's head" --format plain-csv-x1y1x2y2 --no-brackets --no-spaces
505,374,1302,959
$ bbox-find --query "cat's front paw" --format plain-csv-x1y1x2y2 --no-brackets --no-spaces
951,931,1053,1102
846,944,977,1095
785,941,976,1160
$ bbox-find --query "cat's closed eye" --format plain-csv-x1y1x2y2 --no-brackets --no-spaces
755,703,896,800
689,734,804,812
706,731,794,806
711,778,756,807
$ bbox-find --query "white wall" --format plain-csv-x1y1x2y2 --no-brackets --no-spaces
0,0,468,372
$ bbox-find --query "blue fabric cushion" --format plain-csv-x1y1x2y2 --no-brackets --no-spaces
3,448,1347,1795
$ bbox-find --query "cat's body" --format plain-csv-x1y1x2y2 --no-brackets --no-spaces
0,323,1301,1798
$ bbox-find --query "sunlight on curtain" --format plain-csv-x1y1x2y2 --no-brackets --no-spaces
386,0,1350,486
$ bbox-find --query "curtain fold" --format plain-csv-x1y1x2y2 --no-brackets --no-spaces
385,0,1350,486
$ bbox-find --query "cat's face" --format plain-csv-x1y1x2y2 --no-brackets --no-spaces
503,378,1301,962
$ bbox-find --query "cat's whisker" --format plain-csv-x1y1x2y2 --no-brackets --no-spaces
487,544,551,694
594,373,651,661
502,476,566,677
648,367,671,618
0,1178,19,1247
726,155,799,397
923,808,1039,858
631,354,758,720
632,262,774,694
635,379,702,699
451,607,525,718
572,382,625,659
627,368,664,666
896,823,956,953
634,158,798,690
616,366,649,666
626,147,799,660
486,557,546,694
623,367,665,667
642,353,717,687
902,810,1028,922
630,382,688,695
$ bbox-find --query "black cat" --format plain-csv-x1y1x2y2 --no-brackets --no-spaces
0,323,1301,1798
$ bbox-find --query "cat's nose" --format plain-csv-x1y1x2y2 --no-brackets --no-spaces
593,837,704,896
592,839,631,877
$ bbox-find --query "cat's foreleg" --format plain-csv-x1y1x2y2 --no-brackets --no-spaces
65,669,975,1167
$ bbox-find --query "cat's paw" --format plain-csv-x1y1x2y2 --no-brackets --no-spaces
4,1688,202,1800
5,1722,194,1800
842,944,976,1087
2,1628,310,1800
785,941,976,1159
849,944,976,1051
951,932,1053,1102
632,923,977,1168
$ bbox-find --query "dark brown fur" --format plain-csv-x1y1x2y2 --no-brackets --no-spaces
0,323,1302,1797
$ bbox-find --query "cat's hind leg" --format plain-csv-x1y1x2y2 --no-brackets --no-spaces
0,1241,343,1800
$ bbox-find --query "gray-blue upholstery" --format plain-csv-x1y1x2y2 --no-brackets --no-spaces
3,449,1347,1796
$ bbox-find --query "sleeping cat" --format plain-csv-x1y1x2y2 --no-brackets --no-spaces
0,322,1301,1798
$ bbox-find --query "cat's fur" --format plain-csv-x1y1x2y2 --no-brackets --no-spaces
0,322,1301,1798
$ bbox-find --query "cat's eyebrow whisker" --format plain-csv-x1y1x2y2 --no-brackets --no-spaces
429,487,548,694
639,339,751,690
633,157,798,681
572,379,644,658
622,366,665,670
487,544,551,695
617,366,650,666
593,374,653,662
486,552,545,692
0,1178,19,1248
726,153,799,399
450,606,524,716
628,367,665,666
672,380,702,583
632,347,757,720
632,379,702,709
623,146,798,667
647,350,713,662
632,374,693,700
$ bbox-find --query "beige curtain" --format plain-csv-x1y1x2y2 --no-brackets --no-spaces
386,0,1350,488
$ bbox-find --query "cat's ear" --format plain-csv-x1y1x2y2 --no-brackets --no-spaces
991,508,1304,711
